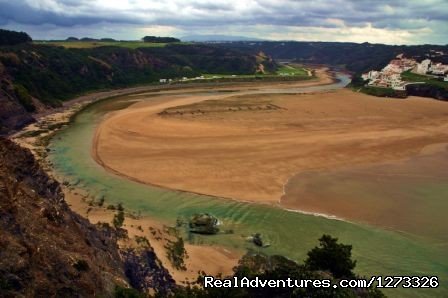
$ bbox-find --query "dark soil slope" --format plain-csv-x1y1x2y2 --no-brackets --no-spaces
0,138,127,297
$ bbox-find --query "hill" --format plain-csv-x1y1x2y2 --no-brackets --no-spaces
217,41,448,74
143,36,180,43
0,29,31,46
181,35,264,42
0,38,275,134
34,40,172,49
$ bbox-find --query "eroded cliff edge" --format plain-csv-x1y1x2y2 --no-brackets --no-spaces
0,138,174,297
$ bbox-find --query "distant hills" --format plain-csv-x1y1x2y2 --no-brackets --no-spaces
2,27,448,133
181,34,265,42
217,41,448,74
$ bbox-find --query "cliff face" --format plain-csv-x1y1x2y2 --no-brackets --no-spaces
406,84,448,101
0,138,127,296
0,138,175,297
0,68,35,135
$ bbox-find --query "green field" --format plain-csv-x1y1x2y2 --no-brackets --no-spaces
360,86,406,98
401,71,448,89
33,41,181,49
202,64,311,80
202,73,258,79
276,64,310,76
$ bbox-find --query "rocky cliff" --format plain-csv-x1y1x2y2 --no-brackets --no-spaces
0,138,174,297
0,68,35,135
406,84,448,101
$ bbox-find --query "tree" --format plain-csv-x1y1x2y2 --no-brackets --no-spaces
142,36,180,43
14,84,35,112
165,236,188,270
173,250,383,298
0,29,32,46
113,203,125,229
305,234,356,278
348,75,367,88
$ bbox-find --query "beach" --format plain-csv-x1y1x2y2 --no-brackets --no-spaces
39,70,448,296
94,89,448,208
15,67,448,286
12,71,336,284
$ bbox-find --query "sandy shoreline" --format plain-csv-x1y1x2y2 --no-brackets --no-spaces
93,80,448,235
12,65,448,281
62,189,241,283
33,68,334,120
91,67,337,201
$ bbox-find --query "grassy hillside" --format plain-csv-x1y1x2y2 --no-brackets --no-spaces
401,71,448,89
0,41,276,133
276,64,310,76
0,43,273,107
201,64,310,80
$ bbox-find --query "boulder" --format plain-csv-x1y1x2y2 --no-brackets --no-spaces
188,213,219,234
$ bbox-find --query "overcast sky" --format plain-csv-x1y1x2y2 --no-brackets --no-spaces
0,0,447,44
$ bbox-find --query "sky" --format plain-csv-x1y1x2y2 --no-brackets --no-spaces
0,0,447,45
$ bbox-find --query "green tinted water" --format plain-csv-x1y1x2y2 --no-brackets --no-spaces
49,78,447,297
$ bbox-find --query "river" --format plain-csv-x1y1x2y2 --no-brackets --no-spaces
48,74,447,297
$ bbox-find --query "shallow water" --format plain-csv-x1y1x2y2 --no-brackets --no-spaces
49,75,447,297
281,145,448,243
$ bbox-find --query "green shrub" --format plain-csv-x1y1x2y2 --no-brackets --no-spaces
134,236,150,247
14,84,35,112
361,86,406,98
305,234,356,278
165,236,188,270
114,286,144,298
113,209,125,229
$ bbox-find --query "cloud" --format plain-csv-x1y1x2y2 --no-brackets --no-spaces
0,0,447,44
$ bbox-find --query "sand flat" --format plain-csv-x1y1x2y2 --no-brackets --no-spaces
94,86,448,209
281,142,448,241
64,190,241,283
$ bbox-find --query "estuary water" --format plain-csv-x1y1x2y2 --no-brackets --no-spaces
49,74,447,297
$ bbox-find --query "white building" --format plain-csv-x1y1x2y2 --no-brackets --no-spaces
431,63,448,76
361,70,380,81
159,79,167,83
382,64,402,73
392,85,406,91
416,59,431,74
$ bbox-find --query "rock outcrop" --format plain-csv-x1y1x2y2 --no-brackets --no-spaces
189,213,219,234
406,83,448,101
122,248,175,296
0,73,35,135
